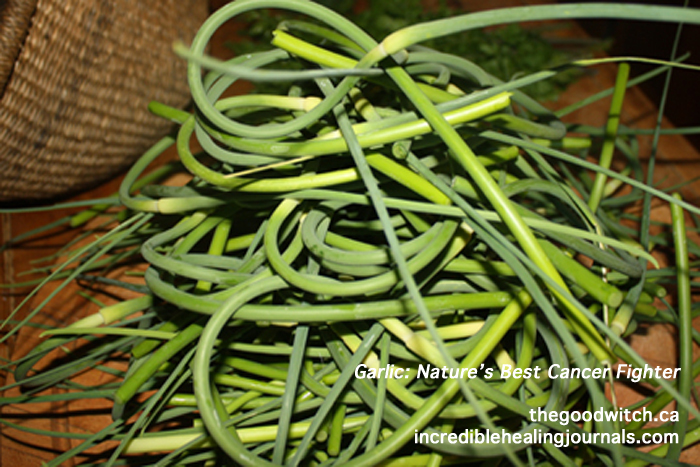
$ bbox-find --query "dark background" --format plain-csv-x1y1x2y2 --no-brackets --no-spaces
563,0,700,151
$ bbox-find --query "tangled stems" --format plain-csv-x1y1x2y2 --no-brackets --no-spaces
193,276,289,467
366,37,613,365
160,1,700,458
187,0,377,139
6,1,700,466
260,1,614,365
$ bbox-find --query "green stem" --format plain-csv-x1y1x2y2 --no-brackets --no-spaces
588,63,630,212
667,193,691,460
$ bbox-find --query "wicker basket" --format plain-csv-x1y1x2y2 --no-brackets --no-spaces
0,0,208,202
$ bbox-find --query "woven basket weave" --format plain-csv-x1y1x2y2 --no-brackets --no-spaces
0,0,208,202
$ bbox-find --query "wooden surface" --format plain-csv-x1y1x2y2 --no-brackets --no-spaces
2,0,700,465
